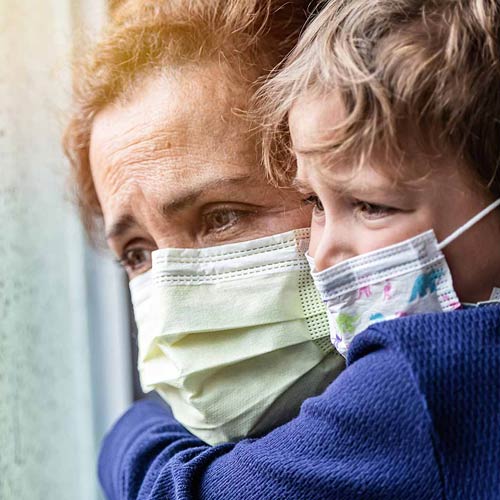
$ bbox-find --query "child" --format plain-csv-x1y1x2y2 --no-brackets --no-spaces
261,0,500,495
282,5,500,353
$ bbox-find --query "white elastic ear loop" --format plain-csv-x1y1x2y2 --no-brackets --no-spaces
305,251,315,268
437,198,500,250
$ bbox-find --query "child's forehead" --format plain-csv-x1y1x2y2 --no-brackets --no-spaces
294,159,411,195
288,88,477,195
289,90,346,155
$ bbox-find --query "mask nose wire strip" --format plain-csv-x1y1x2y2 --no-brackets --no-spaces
437,198,500,250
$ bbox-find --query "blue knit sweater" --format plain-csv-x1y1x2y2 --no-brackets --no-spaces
99,306,500,499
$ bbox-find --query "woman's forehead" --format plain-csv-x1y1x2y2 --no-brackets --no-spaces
90,71,257,188
87,69,272,229
91,66,250,151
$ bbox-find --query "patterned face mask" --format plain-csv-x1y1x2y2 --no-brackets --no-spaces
130,229,344,445
308,199,500,357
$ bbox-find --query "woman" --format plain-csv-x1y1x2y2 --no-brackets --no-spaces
64,0,343,496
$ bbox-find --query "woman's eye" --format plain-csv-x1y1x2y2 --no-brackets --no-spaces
304,195,324,213
118,248,152,276
354,201,396,220
203,208,249,233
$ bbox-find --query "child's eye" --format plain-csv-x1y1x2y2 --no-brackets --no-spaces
304,195,324,213
353,201,396,220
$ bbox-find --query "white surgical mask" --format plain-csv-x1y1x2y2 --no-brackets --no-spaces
130,229,344,445
308,199,500,357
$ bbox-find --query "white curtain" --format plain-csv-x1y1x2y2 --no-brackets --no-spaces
0,1,132,498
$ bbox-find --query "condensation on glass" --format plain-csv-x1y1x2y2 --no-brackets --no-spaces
0,1,132,499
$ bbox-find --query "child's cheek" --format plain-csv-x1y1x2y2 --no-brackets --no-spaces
308,219,324,259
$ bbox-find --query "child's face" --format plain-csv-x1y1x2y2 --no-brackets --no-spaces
289,93,500,303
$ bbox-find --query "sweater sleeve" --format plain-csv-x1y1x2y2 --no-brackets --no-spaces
98,345,443,500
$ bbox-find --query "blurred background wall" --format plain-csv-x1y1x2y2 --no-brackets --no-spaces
0,0,133,498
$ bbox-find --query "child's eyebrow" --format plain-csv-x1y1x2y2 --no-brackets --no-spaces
291,141,330,157
291,178,312,193
291,176,356,194
292,175,409,200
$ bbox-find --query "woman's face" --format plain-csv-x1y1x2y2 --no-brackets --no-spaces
90,65,311,279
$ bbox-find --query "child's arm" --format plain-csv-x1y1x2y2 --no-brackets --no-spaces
98,344,443,500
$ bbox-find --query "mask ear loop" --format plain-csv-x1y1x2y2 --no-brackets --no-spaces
437,198,500,250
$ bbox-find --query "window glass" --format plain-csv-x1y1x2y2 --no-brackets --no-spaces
0,1,132,498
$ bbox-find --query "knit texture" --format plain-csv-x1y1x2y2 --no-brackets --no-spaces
99,306,500,499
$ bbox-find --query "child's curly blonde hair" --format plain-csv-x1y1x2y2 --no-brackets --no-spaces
259,0,500,190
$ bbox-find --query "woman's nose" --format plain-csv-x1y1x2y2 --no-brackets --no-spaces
310,220,354,272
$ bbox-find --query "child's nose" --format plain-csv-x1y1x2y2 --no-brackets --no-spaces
311,220,354,272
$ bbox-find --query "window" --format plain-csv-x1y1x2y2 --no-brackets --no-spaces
0,1,133,498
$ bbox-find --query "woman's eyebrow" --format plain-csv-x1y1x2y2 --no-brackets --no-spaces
105,214,137,241
159,175,252,216
105,175,254,241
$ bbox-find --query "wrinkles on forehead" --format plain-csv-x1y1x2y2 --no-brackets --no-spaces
89,66,257,198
